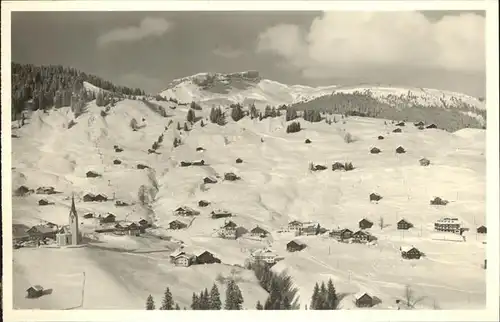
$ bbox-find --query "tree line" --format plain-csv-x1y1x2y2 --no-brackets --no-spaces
11,62,145,119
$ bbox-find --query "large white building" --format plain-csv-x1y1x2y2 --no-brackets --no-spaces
434,217,462,233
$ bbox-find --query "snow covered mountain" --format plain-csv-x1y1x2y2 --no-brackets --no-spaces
11,88,486,310
159,71,485,112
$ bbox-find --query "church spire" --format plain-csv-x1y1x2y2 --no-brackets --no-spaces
70,193,77,218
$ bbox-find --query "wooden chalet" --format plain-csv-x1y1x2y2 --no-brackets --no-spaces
174,206,200,217
169,251,195,267
115,222,141,236
26,225,56,240
203,176,218,184
26,285,44,298
250,226,269,238
169,220,188,230
211,210,232,219
86,170,101,178
355,292,374,308
426,124,437,129
395,146,406,153
83,213,94,219
288,220,303,231
414,121,425,127
397,219,413,230
198,200,210,207
400,246,422,260
100,213,116,223
369,193,382,202
300,222,320,236
219,221,238,239
352,230,377,243
477,225,487,234
358,218,373,230
195,251,221,265
419,158,431,166
286,240,306,252
329,228,353,242
392,128,402,133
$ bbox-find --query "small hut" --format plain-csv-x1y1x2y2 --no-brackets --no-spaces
305,139,312,144
236,158,243,164
392,128,402,133
396,146,406,154
419,158,430,166
370,147,381,154
377,135,384,140
426,124,437,129
26,285,44,299
369,193,383,202
224,172,241,181
113,159,122,165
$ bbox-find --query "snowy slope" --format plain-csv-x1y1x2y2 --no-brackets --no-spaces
158,72,485,113
11,92,486,310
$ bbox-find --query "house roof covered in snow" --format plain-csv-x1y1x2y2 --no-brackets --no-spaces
400,246,418,253
354,291,372,300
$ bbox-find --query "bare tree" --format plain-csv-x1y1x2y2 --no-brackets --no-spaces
402,285,426,309
379,216,384,230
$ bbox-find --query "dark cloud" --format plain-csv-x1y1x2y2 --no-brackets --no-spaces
11,11,485,97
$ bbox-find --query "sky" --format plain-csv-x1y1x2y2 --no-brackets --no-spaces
11,10,486,97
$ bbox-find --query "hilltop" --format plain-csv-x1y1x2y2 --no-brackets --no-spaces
158,71,486,132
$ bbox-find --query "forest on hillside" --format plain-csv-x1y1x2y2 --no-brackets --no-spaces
11,62,146,120
290,90,487,132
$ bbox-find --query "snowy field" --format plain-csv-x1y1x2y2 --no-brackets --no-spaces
11,96,486,310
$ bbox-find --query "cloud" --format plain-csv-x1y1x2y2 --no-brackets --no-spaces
256,12,485,78
213,46,244,59
97,17,171,47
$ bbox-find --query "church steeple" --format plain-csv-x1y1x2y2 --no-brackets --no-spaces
69,193,80,245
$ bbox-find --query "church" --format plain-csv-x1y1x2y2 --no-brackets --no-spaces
56,194,82,246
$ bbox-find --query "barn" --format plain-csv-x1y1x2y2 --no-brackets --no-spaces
397,219,413,230
286,240,306,252
358,218,373,229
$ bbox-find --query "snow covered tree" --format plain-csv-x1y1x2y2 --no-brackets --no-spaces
146,294,155,310
183,122,190,131
209,284,222,310
175,303,181,310
256,301,263,310
160,287,174,310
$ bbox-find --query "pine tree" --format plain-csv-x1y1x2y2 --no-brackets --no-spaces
160,287,174,310
187,109,196,123
146,294,156,310
224,280,244,310
326,279,338,309
310,282,320,310
249,103,258,119
231,104,245,122
183,122,189,131
256,301,263,310
177,122,181,131
316,282,327,310
191,293,199,310
200,120,205,127
283,296,291,310
209,283,222,310
175,303,180,310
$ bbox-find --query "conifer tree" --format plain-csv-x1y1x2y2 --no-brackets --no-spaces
231,104,245,122
160,287,174,310
183,122,189,131
175,303,180,310
146,294,156,310
191,293,199,310
326,279,338,309
187,108,196,123
177,122,181,131
256,301,263,310
224,280,244,310
249,103,258,119
310,282,320,310
96,90,105,107
283,296,291,310
209,283,222,310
